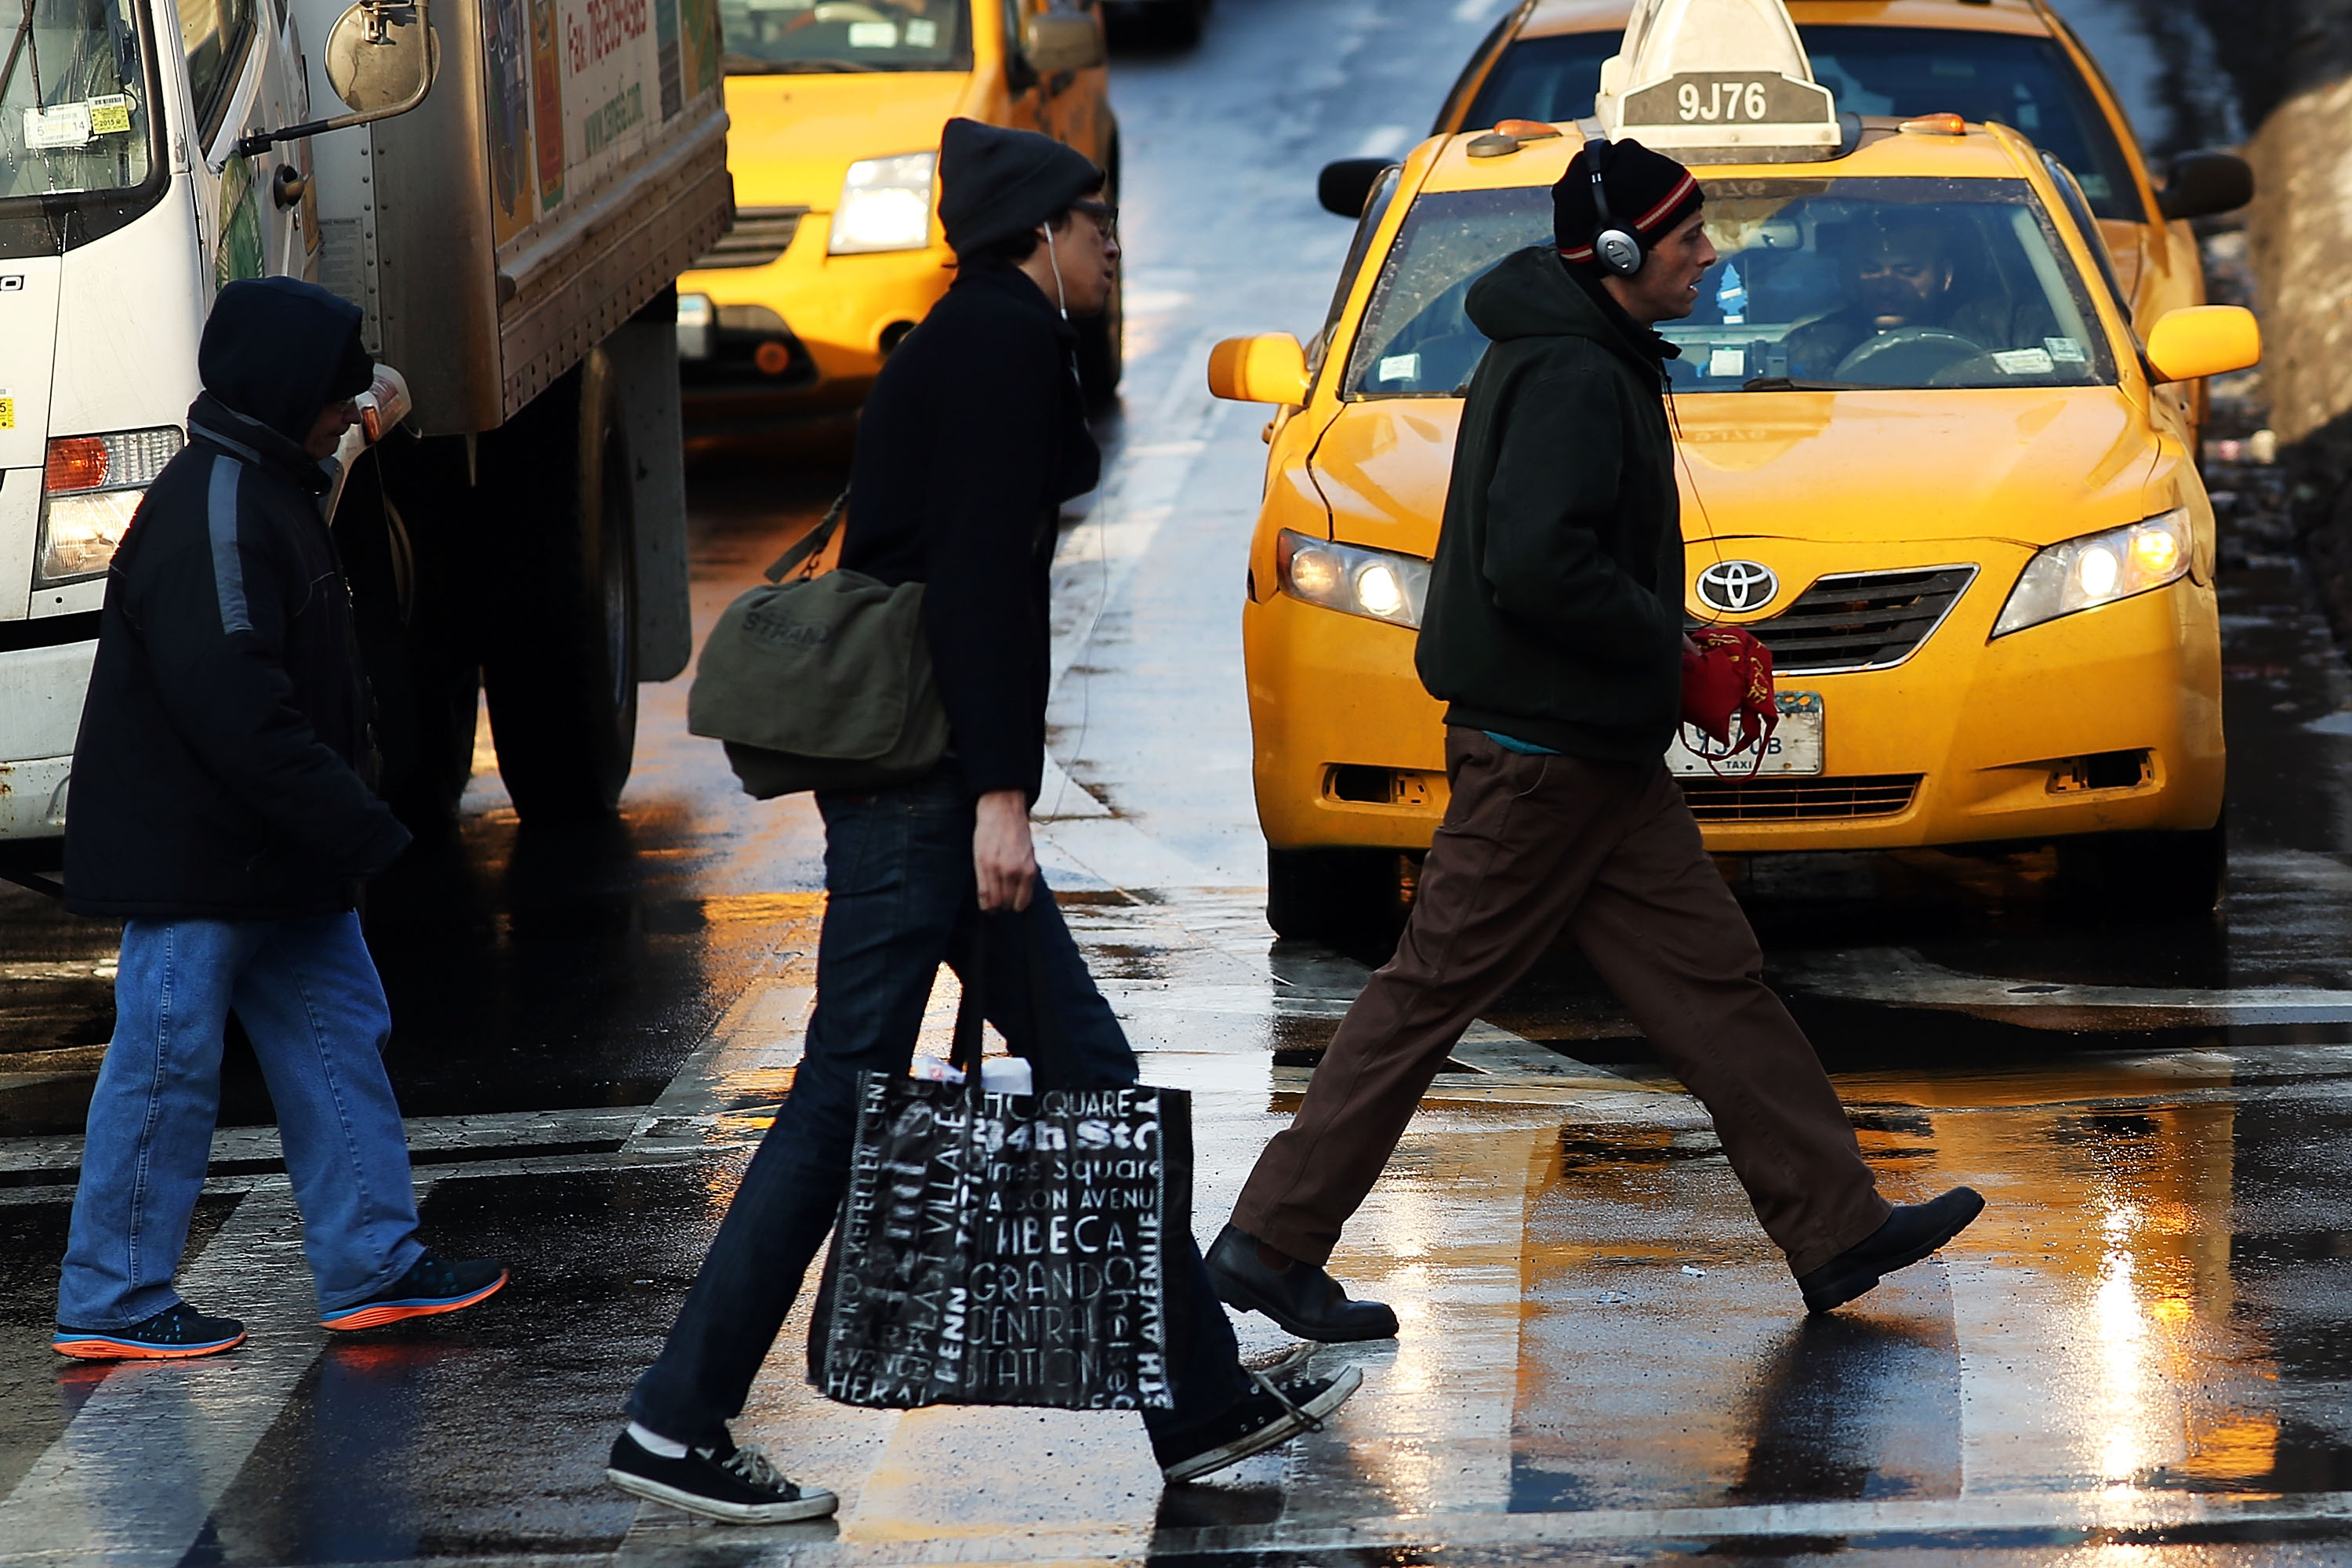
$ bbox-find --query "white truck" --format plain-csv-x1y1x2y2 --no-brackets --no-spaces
0,0,731,844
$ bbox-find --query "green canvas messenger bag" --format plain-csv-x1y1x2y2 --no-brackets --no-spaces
687,493,950,797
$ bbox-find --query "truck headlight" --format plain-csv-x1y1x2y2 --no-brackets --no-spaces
1991,509,2193,637
829,153,936,255
1276,529,1429,629
39,428,182,584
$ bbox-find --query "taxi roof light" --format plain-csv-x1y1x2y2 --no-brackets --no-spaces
1593,0,1841,162
1898,112,1967,136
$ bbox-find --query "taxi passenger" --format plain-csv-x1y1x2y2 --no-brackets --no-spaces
1783,213,2060,382
1209,140,1987,1342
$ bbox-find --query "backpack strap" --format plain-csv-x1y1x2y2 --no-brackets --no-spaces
764,487,851,583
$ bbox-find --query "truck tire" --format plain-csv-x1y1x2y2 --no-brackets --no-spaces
333,447,480,835
2055,811,2227,919
477,350,640,822
1267,846,1408,946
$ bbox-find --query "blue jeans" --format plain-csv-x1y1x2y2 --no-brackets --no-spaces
629,768,1250,1445
59,913,425,1328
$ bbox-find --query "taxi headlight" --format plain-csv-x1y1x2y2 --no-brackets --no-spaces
829,153,937,255
1275,529,1429,629
1991,509,2194,637
39,428,181,584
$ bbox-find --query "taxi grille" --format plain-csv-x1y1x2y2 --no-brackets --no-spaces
694,207,808,270
1728,565,1978,673
1680,774,1922,822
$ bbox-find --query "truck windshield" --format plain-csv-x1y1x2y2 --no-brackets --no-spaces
1345,178,2116,399
0,0,156,200
718,0,971,73
1457,27,2145,222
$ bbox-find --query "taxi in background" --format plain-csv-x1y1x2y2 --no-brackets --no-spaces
1210,0,2258,941
1377,0,2252,429
677,0,1121,424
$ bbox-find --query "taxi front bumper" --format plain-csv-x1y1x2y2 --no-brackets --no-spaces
677,230,953,412
1243,558,2225,855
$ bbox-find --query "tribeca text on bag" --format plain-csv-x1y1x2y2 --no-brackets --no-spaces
687,494,951,797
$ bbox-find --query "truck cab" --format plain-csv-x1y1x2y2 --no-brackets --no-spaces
0,0,731,851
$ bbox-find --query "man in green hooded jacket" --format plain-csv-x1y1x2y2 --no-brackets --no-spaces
1207,140,1984,1339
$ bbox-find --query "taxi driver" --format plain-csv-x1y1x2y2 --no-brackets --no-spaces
1782,212,2055,381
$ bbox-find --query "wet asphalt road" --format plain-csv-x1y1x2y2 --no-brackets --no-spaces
13,1,2352,1563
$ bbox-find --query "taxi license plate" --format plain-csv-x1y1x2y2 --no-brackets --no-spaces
1666,691,1822,778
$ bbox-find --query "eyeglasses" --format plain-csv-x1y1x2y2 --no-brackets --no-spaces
1070,199,1118,241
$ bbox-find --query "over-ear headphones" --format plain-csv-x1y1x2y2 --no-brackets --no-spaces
1588,142,1643,277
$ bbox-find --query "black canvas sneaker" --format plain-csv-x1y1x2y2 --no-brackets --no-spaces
606,1430,838,1524
1152,1365,1364,1483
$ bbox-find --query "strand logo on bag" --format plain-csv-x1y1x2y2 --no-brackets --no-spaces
811,1078,1184,1411
740,602,834,649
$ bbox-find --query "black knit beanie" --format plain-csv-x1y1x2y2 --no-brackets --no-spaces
938,118,1103,258
1552,138,1702,277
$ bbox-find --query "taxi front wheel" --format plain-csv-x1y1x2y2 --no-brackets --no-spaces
2054,811,2227,920
1267,848,1411,949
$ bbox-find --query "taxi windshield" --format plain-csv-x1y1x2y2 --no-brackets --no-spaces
1457,27,2143,221
1344,177,2115,399
0,0,157,201
717,0,971,73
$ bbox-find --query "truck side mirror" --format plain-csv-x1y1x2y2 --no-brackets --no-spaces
325,0,437,113
2158,151,2253,222
238,0,434,155
2145,304,2260,383
1319,158,1396,218
1207,334,1310,406
1024,13,1105,75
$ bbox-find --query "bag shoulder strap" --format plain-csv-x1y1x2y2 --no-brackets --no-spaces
765,487,851,583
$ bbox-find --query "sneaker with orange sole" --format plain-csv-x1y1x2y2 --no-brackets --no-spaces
321,1254,508,1331
54,1302,246,1359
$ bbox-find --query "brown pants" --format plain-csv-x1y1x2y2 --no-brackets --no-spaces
1233,727,1890,1279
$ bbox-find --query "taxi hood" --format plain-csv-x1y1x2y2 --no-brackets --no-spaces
719,70,975,209
1671,387,2171,549
1309,385,2175,558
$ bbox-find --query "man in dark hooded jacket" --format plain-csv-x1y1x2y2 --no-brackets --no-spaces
54,278,506,1360
1207,140,1984,1341
607,120,1361,1526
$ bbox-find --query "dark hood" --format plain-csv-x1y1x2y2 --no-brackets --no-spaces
1466,245,1678,377
198,278,373,445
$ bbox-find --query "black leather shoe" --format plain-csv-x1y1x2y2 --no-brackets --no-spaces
1207,1224,1399,1342
1798,1187,1986,1313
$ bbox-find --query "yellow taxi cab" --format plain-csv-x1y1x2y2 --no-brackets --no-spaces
1210,0,2259,941
1417,0,2252,342
677,0,1121,423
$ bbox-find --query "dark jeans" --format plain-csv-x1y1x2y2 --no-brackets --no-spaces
628,767,1249,1446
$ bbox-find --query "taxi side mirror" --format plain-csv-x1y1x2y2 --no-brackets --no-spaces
2158,151,2254,223
1208,334,1310,405
1024,13,1105,75
2145,305,2261,383
1319,158,1395,218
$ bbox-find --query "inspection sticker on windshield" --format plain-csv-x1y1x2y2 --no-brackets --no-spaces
1993,347,2055,376
24,103,93,149
86,95,132,134
847,20,896,46
1666,691,1822,777
2043,336,2087,364
904,17,937,45
1377,353,1420,383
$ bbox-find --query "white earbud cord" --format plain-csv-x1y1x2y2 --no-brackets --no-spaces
1042,221,1068,318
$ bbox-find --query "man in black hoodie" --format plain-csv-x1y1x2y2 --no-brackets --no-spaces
1208,141,1984,1341
55,278,505,1360
608,121,1360,1525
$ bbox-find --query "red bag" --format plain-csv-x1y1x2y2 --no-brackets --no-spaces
1679,628,1778,770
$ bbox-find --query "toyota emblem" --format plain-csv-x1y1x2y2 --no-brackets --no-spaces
1695,560,1778,614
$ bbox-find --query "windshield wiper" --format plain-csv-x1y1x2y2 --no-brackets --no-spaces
1740,376,1872,392
721,54,870,74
